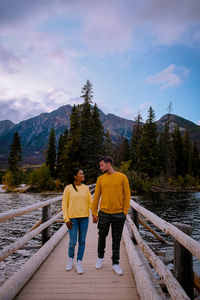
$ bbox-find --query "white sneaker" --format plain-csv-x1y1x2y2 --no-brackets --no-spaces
95,258,104,269
112,264,123,275
76,260,84,274
66,258,73,271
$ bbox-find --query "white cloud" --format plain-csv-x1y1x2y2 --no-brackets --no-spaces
0,89,82,123
0,0,200,54
0,43,23,73
197,120,200,126
146,64,190,89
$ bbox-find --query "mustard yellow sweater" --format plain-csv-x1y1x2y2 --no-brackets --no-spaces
92,172,131,216
62,184,93,222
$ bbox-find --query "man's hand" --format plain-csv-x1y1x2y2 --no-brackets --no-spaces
93,215,98,223
66,221,73,230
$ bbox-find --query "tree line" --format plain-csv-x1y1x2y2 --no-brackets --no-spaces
2,81,200,192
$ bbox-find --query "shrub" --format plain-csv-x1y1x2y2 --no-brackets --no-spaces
28,164,55,191
2,171,15,191
184,174,197,187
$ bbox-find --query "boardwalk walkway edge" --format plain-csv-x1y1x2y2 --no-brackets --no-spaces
123,222,164,300
0,224,67,300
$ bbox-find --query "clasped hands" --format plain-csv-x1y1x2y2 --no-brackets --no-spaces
66,216,98,229
92,215,98,223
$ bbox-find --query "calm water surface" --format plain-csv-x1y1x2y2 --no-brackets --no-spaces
136,192,200,276
0,189,200,285
0,190,62,285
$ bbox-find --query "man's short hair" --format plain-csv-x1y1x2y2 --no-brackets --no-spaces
99,156,114,165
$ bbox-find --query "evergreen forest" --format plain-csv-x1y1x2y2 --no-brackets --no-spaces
2,80,200,193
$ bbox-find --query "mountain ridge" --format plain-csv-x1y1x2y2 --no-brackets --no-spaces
0,105,199,168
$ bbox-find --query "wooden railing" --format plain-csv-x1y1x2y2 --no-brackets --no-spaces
0,195,66,300
1,189,199,300
123,198,200,300
0,185,95,300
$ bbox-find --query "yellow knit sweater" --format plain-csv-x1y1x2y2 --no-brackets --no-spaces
62,184,93,222
92,172,131,216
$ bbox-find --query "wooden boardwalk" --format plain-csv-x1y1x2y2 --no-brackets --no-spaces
14,219,139,300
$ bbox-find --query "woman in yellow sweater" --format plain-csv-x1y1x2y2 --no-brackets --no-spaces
62,168,93,274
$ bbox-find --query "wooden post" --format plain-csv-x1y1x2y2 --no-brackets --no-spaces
42,205,51,245
130,206,139,229
173,222,194,300
130,206,139,244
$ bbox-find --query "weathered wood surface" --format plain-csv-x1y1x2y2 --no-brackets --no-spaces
0,212,63,262
131,200,200,259
173,223,194,299
13,219,140,300
0,196,61,223
0,224,67,300
139,217,167,244
126,215,190,300
123,222,165,300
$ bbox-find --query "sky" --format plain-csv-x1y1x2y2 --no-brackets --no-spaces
0,0,200,125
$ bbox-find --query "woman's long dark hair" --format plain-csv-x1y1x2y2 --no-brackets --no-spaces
69,168,81,191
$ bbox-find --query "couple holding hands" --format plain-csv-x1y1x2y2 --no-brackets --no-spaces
62,156,131,276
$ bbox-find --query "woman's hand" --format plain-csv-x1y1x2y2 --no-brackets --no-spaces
93,215,98,223
66,221,73,229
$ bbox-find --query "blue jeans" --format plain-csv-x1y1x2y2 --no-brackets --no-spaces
68,217,89,261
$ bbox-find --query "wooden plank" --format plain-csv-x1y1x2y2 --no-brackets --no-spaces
0,224,67,300
0,196,62,223
123,222,164,300
131,200,200,259
14,219,140,300
0,212,63,262
126,215,190,300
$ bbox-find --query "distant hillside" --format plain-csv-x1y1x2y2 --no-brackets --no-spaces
156,114,200,146
0,107,199,168
0,120,15,135
0,105,135,167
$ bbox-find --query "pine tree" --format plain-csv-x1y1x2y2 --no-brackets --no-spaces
61,105,81,183
138,107,160,177
46,128,56,178
104,130,114,157
113,137,130,167
130,113,143,170
57,133,64,179
191,141,200,177
57,128,69,180
8,132,22,172
86,103,105,181
161,120,175,178
172,126,184,176
183,130,192,175
80,80,93,170
8,132,22,185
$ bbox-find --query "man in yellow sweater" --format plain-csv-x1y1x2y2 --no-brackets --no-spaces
92,156,131,275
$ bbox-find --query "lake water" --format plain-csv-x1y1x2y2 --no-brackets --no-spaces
136,192,200,277
0,190,63,286
0,189,200,286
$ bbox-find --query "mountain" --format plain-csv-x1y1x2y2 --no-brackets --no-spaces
0,106,199,168
156,114,200,145
0,120,15,135
0,105,135,167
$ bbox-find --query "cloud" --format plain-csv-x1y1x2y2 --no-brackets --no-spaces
0,43,23,73
0,87,83,123
0,0,200,55
197,120,200,126
146,64,190,89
